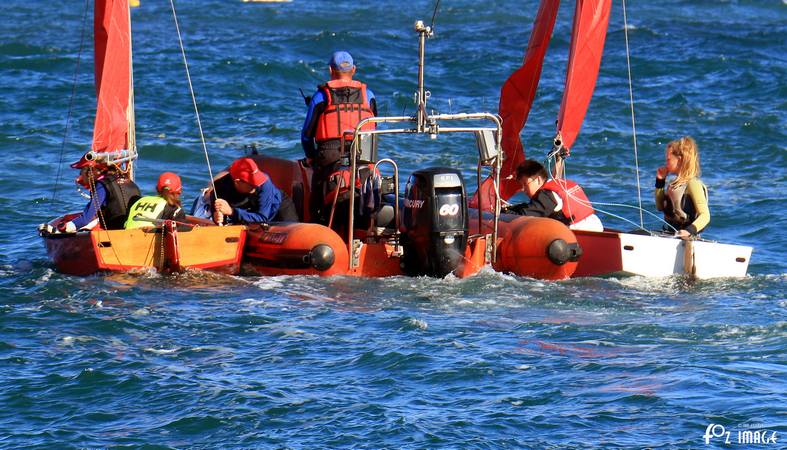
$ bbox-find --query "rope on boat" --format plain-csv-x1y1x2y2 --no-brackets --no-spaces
582,200,677,234
429,0,441,31
86,167,126,267
51,0,91,205
546,156,678,234
622,0,644,229
169,0,217,195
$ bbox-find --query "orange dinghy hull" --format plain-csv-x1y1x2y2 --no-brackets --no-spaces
42,217,246,276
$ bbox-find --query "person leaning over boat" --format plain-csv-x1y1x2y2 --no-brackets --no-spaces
212,157,298,225
502,159,604,232
124,172,187,229
655,136,710,239
54,155,141,233
301,50,377,223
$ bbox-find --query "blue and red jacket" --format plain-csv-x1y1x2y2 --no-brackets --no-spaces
301,80,377,159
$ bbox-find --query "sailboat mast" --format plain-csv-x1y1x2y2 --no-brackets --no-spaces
414,20,432,133
126,0,136,180
553,0,612,177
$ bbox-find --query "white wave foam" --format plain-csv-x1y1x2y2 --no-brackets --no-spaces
273,327,309,338
239,298,268,307
252,277,285,290
144,347,180,355
405,318,428,330
35,268,54,285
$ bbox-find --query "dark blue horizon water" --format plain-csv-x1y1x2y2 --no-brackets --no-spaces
1,0,785,448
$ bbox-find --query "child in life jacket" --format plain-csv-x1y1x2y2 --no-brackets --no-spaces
124,172,187,229
503,159,603,232
54,154,141,233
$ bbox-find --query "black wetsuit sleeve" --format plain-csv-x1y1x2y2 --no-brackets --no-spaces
507,190,559,217
370,98,377,116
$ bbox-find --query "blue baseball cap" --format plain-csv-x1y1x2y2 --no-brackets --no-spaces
329,51,354,72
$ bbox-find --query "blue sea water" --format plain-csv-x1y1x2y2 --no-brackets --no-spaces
1,0,785,448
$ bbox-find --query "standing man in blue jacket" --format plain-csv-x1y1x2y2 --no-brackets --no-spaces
301,51,377,223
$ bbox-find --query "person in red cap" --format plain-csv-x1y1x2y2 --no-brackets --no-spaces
211,157,298,224
55,154,140,232
301,50,377,224
124,172,187,229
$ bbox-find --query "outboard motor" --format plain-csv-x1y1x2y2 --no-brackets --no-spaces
401,167,468,277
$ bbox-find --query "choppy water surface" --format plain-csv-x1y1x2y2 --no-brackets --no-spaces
1,0,785,448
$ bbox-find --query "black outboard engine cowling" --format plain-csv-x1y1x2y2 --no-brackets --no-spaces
401,167,468,277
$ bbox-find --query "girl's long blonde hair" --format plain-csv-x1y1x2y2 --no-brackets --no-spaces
668,136,701,185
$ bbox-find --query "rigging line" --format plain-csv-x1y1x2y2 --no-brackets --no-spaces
590,207,651,234
546,157,677,232
88,168,126,267
169,0,217,195
590,200,677,232
622,0,644,228
429,0,441,31
51,0,90,205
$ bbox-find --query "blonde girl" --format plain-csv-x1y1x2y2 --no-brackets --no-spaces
655,136,710,238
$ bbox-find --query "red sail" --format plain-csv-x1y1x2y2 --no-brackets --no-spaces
555,0,611,153
92,0,131,153
470,0,560,210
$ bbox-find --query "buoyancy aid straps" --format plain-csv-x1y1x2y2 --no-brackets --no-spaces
315,80,375,143
663,178,708,233
667,182,689,223
326,170,346,230
99,175,141,229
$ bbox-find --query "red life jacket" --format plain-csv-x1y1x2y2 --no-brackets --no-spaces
315,79,376,142
323,164,379,206
540,179,595,224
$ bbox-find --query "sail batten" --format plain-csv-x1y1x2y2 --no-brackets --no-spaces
92,0,132,154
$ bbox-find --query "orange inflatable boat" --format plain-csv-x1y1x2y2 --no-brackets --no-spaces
235,155,579,280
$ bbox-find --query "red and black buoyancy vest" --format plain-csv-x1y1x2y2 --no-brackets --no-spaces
540,179,594,224
315,79,376,142
97,175,141,230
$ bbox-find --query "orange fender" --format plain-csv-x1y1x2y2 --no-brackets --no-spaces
494,216,580,280
244,222,349,276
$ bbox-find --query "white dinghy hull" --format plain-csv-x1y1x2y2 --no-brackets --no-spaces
573,230,752,279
